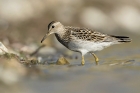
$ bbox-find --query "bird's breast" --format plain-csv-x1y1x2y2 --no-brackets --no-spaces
55,34,69,48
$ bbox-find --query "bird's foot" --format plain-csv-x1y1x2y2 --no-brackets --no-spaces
81,56,85,65
91,53,99,65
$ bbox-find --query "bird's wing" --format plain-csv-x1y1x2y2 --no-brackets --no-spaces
67,27,110,42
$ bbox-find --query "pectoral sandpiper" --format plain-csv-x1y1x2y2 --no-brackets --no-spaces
41,21,131,65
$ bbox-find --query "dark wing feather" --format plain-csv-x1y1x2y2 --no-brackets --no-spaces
111,35,131,42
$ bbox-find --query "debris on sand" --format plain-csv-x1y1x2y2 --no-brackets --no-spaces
0,42,9,55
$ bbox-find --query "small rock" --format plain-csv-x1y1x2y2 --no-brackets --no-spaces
56,57,70,65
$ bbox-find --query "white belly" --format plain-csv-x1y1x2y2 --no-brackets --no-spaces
68,40,113,53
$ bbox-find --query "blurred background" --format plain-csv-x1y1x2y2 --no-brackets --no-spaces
0,0,140,45
0,0,140,93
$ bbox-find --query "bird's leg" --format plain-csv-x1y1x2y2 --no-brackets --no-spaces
91,53,99,65
81,56,85,65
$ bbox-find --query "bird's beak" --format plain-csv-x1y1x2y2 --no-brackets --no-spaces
41,33,50,43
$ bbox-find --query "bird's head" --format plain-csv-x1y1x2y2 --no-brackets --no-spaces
41,21,64,43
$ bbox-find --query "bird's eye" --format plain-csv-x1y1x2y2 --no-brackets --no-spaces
52,25,55,28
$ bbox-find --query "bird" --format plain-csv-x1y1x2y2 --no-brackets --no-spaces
41,21,131,65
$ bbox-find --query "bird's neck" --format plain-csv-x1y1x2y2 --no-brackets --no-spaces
55,27,66,38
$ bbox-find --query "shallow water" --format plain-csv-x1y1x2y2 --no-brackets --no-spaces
19,37,140,93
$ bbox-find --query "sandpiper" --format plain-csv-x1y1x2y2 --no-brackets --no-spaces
41,21,131,65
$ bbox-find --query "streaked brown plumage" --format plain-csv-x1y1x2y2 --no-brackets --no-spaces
41,21,131,65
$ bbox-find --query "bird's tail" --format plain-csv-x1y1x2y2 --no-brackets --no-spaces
111,35,131,43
